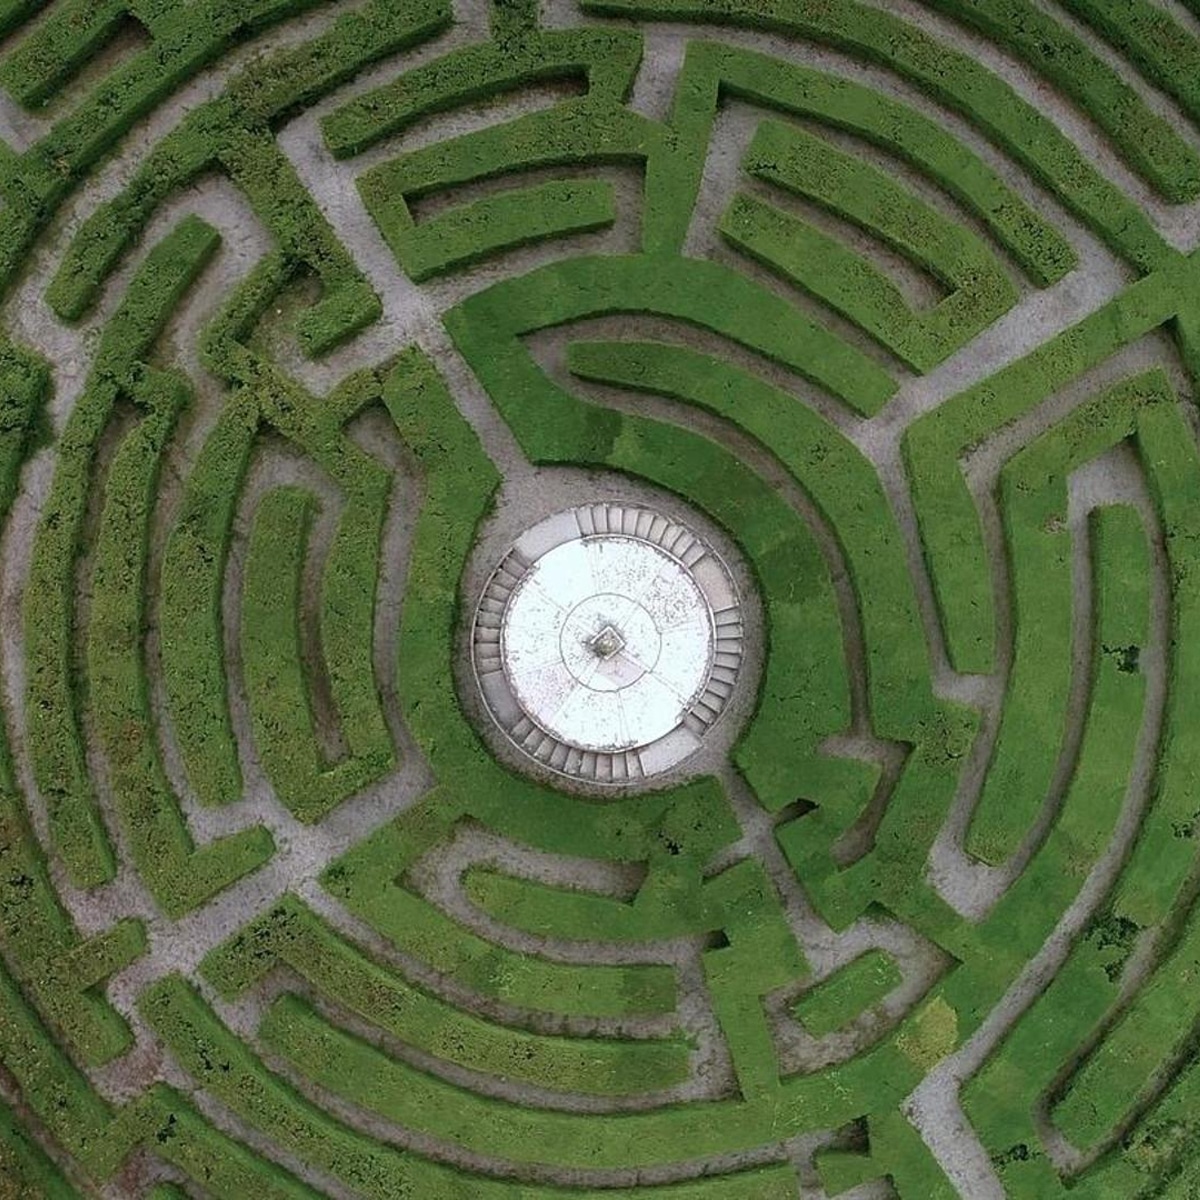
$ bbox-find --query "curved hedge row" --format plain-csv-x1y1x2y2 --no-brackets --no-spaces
0,0,1199,1196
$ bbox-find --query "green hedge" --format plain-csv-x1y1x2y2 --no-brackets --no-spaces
258,990,741,1170
1017,405,1200,1188
1060,0,1200,128
257,977,925,1172
24,215,220,887
921,0,1200,202
240,482,393,823
556,329,971,927
45,110,381,356
411,277,964,1132
0,342,148,1067
445,258,975,943
158,390,258,806
375,177,616,282
964,372,1169,866
903,258,1189,674
676,41,1074,284
0,1095,80,1198
0,1,41,39
322,28,643,157
932,402,1154,1017
0,789,145,1067
460,853,811,1097
143,974,799,1198
203,894,690,1096
22,213,275,915
0,339,49,772
110,1084,321,1198
956,404,1200,1199
582,0,1174,272
216,125,381,356
817,1110,959,1198
87,368,274,916
325,814,678,1018
725,118,1017,371
463,862,704,942
0,0,130,107
0,950,316,1196
42,0,454,349
0,0,339,292
21,212,283,916
165,257,395,820
313,494,391,754
372,345,750,870
792,950,904,1037
357,97,654,283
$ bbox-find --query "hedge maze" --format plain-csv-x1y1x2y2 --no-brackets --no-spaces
1,0,1200,1196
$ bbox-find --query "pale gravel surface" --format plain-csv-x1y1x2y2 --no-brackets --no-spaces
1,0,1200,1195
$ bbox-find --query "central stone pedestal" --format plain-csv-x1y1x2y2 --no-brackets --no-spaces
471,502,744,786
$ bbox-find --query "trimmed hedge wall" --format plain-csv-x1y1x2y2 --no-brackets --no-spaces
582,0,1175,272
962,372,1168,866
903,259,1190,675
87,368,274,915
158,390,258,807
203,894,691,1097
1060,0,1200,128
163,257,395,819
24,215,220,889
142,973,800,1198
240,481,394,823
726,118,1017,371
0,1,1197,1195
39,0,455,354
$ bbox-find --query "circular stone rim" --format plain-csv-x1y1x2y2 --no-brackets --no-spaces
469,502,744,788
501,535,714,751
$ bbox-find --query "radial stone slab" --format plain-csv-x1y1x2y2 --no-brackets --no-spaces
472,503,744,786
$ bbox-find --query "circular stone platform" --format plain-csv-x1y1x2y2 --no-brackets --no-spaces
471,502,744,786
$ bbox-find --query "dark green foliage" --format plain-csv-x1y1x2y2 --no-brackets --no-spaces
0,1,1199,1196
921,0,1200,201
792,950,905,1037
159,391,258,807
240,481,394,823
203,894,691,1096
0,1096,80,1198
87,370,274,915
